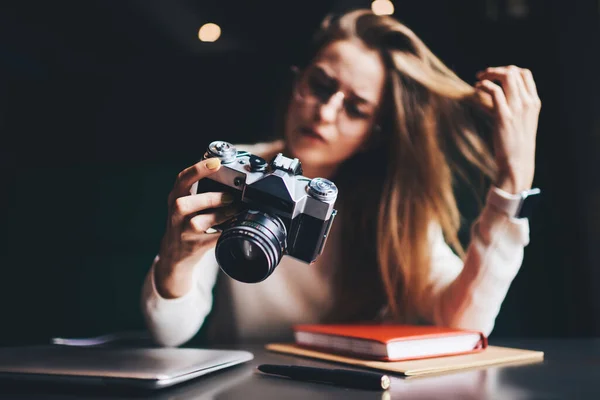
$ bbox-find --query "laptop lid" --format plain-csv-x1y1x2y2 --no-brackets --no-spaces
0,345,254,389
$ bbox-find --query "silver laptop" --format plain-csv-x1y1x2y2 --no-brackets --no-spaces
0,345,254,389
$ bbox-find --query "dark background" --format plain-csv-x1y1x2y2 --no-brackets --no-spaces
1,0,598,345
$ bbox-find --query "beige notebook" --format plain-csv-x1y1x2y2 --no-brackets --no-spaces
266,343,544,377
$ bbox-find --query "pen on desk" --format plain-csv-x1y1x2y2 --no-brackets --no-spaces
257,364,391,391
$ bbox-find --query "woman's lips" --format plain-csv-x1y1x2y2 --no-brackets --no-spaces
299,127,327,143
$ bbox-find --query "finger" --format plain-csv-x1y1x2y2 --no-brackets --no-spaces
171,192,234,222
187,206,238,234
180,229,221,244
520,68,540,100
476,67,522,107
475,80,511,120
509,66,530,102
171,158,222,200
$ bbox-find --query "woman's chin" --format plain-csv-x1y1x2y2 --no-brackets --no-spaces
288,135,320,155
287,142,318,162
284,133,336,171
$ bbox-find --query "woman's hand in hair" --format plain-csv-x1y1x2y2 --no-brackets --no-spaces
475,65,541,194
155,158,236,298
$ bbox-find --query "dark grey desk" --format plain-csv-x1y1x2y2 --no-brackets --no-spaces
1,339,599,399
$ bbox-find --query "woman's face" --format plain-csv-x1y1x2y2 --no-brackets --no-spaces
284,39,386,171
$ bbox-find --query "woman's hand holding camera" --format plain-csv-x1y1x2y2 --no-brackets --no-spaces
154,158,236,299
475,65,542,194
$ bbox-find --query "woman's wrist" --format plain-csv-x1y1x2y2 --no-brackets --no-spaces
153,255,198,299
495,171,533,194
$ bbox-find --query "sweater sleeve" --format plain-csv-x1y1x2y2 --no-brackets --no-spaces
140,141,284,347
415,187,531,336
140,248,220,347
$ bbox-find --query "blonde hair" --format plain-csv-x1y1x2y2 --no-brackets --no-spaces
303,10,498,322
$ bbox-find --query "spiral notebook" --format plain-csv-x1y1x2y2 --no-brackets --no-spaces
265,343,544,377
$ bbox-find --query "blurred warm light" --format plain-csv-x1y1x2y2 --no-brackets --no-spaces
371,0,394,16
198,23,221,42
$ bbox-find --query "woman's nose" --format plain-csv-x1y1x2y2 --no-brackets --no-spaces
318,91,345,123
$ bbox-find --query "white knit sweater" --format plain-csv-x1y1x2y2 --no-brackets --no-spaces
141,142,530,347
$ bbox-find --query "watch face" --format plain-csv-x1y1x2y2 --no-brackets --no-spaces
518,191,542,219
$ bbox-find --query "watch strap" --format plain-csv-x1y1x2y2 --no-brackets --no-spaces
487,186,541,218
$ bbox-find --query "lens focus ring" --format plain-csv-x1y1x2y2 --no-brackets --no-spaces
215,211,287,283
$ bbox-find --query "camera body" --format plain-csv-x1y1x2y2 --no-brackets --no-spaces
195,140,338,283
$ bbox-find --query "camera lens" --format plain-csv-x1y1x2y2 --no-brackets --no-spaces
237,240,261,260
215,210,287,283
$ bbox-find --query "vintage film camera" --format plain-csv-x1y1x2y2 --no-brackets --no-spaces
195,141,338,283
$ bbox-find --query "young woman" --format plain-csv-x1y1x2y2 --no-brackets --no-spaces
141,9,541,346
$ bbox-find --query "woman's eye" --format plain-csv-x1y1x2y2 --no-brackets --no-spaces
345,103,369,119
308,76,334,99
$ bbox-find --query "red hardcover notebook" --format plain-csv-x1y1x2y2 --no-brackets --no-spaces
293,324,488,362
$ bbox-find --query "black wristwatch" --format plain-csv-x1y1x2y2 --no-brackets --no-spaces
487,187,541,219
